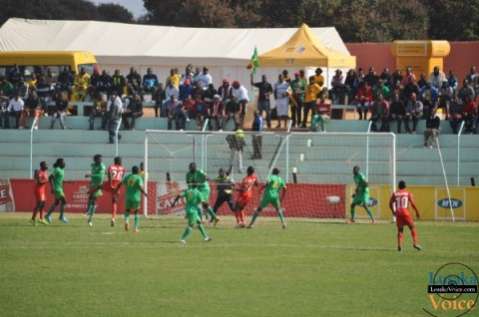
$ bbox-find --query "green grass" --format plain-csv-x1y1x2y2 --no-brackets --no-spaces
0,213,478,317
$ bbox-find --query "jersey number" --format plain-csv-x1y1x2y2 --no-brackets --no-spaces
396,196,409,209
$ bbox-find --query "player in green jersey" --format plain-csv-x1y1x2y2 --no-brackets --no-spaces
247,168,287,229
45,158,68,224
350,166,375,223
185,162,219,225
173,186,212,244
85,154,106,227
116,166,147,233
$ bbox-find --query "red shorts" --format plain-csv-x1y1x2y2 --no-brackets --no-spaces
236,194,252,208
35,189,46,202
396,212,414,228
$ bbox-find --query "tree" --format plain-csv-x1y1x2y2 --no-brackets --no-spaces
97,3,133,23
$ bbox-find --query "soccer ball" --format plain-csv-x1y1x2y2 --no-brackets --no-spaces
326,196,341,204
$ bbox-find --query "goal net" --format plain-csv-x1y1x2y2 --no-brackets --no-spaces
144,130,396,220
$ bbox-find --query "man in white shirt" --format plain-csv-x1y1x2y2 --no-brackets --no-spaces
107,92,123,144
231,81,249,129
165,80,179,100
197,67,213,90
8,93,25,129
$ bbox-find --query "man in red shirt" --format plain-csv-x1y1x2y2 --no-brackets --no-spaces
32,161,49,225
107,156,126,227
389,180,422,252
235,166,258,227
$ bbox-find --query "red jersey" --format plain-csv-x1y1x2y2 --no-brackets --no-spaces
35,169,49,201
239,174,258,198
390,189,413,215
107,164,126,188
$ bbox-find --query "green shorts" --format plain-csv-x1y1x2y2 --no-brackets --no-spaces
353,192,369,205
125,199,141,210
186,207,201,226
260,194,280,209
54,189,65,200
198,187,210,203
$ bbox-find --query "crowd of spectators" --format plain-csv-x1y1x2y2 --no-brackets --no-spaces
1,63,478,141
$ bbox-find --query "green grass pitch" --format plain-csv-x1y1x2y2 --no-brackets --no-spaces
0,214,478,317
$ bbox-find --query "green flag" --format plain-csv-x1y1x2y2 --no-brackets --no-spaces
250,46,260,74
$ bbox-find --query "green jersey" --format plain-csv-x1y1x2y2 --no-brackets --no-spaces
90,163,106,187
186,170,209,191
52,167,65,192
264,175,286,198
354,173,369,195
122,174,144,202
182,188,202,211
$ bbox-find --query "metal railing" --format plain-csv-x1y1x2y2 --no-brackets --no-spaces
114,118,122,157
29,117,39,178
456,121,465,186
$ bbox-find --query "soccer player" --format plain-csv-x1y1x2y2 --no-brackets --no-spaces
107,156,126,226
247,168,287,229
116,165,147,233
350,166,375,223
31,161,49,225
212,167,235,225
85,154,106,227
45,158,68,224
389,180,422,252
174,186,212,244
235,166,258,228
186,162,219,225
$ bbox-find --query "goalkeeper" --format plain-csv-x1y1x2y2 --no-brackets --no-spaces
350,166,375,223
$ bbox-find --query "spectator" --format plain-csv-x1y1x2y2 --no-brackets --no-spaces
57,67,74,92
463,96,477,134
231,81,249,129
364,67,379,88
465,66,477,84
226,129,245,173
183,65,194,83
107,92,123,143
209,94,225,130
402,76,419,101
143,68,158,93
203,83,217,102
429,66,446,90
344,69,359,104
8,93,25,129
314,68,324,88
251,111,264,159
165,80,179,100
174,99,188,130
458,79,475,103
126,67,142,95
355,82,373,120
153,83,165,117
312,92,331,132
24,90,41,129
375,80,391,101
447,70,458,93
0,76,15,98
303,75,321,128
421,83,439,118
167,68,181,89
164,95,183,130
273,74,290,129
251,73,273,129
36,75,54,111
424,109,440,148
405,92,423,133
194,96,208,129
402,67,416,86
123,94,143,130
438,82,453,119
111,69,126,96
50,91,68,129
380,68,392,88
389,92,406,133
291,72,307,127
330,69,346,104
0,90,10,128
73,67,90,101
370,94,390,132
449,97,464,134
182,94,197,120
98,70,113,97
90,68,101,96
417,73,428,90
391,69,403,88
179,79,193,101
218,79,232,102
89,94,107,130
197,67,213,90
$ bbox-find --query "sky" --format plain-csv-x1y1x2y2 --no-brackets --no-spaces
90,0,146,18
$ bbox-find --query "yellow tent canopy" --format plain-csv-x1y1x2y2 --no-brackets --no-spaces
258,23,356,69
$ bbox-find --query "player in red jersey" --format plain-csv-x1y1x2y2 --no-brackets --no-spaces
389,180,422,252
32,161,49,225
234,166,258,227
107,156,126,227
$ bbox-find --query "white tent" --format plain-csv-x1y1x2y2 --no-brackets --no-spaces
0,18,353,89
